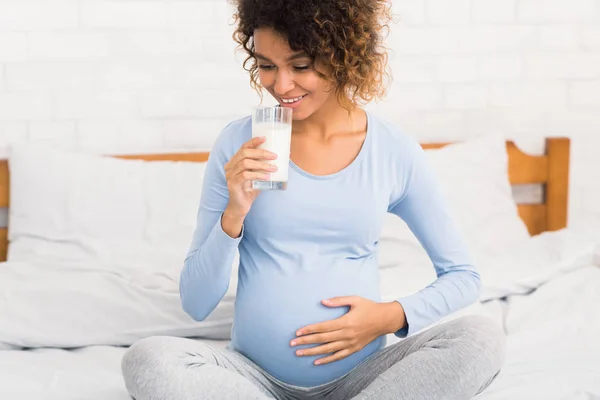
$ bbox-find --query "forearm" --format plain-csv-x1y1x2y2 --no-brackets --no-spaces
179,213,242,321
395,269,481,337
388,138,482,337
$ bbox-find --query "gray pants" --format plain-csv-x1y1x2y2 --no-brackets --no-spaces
121,315,505,400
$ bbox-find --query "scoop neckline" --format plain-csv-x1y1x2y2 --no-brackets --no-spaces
289,110,372,181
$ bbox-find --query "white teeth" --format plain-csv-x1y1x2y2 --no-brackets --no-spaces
282,95,304,104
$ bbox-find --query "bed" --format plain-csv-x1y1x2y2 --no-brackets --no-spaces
0,135,598,400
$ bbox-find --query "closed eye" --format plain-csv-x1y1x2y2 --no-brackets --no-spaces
258,65,310,72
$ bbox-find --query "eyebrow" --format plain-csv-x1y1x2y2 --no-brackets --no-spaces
254,52,310,63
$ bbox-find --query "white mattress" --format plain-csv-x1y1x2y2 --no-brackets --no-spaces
0,346,130,400
0,339,231,400
2,266,599,400
475,266,600,400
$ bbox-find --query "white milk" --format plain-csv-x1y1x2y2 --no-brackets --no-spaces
252,122,292,182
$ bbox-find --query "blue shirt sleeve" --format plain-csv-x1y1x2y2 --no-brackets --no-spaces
179,122,242,321
388,140,481,337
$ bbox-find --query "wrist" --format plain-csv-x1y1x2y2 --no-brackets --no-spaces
380,301,407,335
223,205,246,221
222,207,245,238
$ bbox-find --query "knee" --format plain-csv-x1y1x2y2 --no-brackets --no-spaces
122,336,168,371
121,336,172,393
452,315,506,375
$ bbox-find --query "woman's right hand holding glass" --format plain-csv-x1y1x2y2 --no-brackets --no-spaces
221,136,277,237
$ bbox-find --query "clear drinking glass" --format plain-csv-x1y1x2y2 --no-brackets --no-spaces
251,106,293,191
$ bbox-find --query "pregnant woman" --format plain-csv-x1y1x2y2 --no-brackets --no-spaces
122,1,506,399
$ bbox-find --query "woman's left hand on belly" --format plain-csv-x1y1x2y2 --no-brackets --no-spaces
290,296,407,366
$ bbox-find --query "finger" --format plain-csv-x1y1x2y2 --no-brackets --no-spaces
240,148,278,161
241,179,257,193
225,161,271,184
295,340,349,358
322,296,360,308
290,330,345,347
314,348,354,366
241,136,266,149
233,158,278,176
226,138,265,171
297,316,347,336
228,148,277,172
236,170,272,183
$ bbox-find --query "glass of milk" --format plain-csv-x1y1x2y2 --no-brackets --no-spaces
251,106,293,190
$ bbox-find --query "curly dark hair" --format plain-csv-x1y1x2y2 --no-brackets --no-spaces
230,0,392,111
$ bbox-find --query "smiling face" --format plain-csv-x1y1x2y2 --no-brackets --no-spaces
253,27,338,121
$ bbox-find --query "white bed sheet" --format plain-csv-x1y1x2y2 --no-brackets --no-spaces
475,266,600,400
0,339,231,400
1,252,599,399
0,345,130,400
3,265,599,400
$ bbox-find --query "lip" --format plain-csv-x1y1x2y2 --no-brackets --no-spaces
278,94,307,109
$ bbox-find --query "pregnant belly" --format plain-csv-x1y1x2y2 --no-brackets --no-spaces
230,267,384,387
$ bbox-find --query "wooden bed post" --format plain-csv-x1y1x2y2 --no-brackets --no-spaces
545,137,570,231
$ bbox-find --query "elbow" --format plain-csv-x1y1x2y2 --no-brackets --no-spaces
179,280,214,322
178,256,209,322
179,268,229,322
441,264,482,303
467,266,482,302
181,296,211,322
180,286,222,322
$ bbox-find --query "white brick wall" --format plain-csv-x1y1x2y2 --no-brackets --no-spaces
0,0,599,231
472,0,516,23
81,2,167,30
0,1,78,30
0,33,27,62
571,81,600,106
517,0,597,22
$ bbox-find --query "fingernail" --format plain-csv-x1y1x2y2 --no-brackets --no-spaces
262,174,271,179
269,166,278,171
296,350,303,356
314,360,321,365
290,341,296,346
296,331,302,336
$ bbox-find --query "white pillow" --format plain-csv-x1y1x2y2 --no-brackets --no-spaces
379,135,531,271
5,143,237,347
8,143,203,275
0,259,235,349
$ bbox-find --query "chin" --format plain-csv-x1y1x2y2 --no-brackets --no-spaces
290,107,315,121
291,113,308,121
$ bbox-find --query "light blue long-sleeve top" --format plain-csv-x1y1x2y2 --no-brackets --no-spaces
180,111,481,387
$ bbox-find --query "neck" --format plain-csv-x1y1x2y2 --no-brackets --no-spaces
292,97,362,140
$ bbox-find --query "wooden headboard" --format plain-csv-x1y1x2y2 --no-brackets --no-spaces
0,137,569,262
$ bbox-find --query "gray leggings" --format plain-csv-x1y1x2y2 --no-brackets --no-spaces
121,315,505,400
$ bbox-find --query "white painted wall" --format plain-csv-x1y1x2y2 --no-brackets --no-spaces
0,0,599,231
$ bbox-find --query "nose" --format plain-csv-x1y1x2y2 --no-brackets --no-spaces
273,68,295,96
